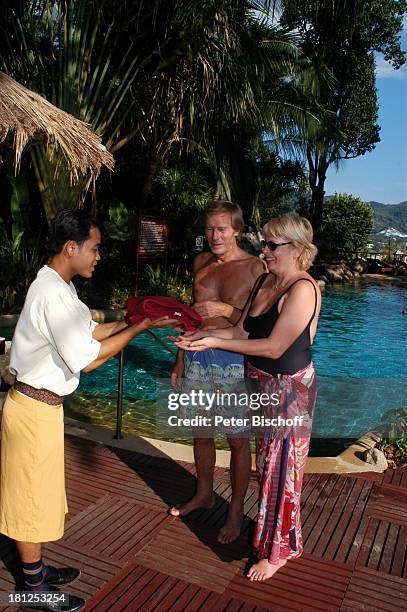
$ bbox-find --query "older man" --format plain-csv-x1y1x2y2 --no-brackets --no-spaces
170,200,265,543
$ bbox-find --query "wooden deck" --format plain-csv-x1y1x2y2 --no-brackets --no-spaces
0,435,406,611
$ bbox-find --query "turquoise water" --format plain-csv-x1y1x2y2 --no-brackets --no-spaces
67,279,407,439
311,282,407,437
2,280,407,439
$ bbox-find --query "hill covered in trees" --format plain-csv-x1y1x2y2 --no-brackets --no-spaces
325,197,407,233
367,201,407,233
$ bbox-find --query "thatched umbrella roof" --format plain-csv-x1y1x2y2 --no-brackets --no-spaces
0,72,114,181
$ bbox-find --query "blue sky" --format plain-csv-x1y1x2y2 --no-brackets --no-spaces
325,18,407,204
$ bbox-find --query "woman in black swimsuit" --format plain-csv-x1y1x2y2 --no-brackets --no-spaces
175,213,321,581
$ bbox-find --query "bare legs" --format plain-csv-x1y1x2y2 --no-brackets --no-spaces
170,438,216,516
247,558,287,581
169,436,251,544
217,436,251,543
16,541,41,564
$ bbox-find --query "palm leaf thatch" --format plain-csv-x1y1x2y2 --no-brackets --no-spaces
0,72,114,183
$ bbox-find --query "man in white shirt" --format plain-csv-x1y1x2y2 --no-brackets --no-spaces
0,209,175,611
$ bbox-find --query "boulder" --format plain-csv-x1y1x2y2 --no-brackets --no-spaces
362,448,388,471
326,268,343,282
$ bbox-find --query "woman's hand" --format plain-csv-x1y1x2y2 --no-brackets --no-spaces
174,335,221,352
167,329,209,342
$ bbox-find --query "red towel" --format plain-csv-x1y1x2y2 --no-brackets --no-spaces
126,296,202,331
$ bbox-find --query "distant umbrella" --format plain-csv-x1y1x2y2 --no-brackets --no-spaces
376,227,407,238
0,72,114,182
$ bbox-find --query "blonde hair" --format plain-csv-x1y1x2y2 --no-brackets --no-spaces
263,213,317,270
204,200,244,232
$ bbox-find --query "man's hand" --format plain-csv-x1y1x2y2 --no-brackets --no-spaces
139,316,180,331
146,317,179,329
193,300,234,319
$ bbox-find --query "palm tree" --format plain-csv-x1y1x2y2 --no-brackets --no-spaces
1,0,327,221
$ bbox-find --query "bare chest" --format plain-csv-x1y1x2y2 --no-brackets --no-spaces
194,261,254,307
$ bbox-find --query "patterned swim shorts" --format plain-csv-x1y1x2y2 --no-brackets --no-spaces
183,348,250,435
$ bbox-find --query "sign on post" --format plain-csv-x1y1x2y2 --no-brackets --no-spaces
135,215,169,295
137,216,169,258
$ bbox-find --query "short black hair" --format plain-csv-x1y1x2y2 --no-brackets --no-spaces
47,208,99,256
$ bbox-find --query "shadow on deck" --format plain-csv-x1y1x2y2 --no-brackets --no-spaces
0,434,406,611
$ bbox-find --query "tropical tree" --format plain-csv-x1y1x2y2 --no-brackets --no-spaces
1,0,149,217
0,0,327,222
280,0,407,230
319,193,374,259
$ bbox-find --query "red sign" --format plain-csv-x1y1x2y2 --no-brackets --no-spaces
137,216,169,258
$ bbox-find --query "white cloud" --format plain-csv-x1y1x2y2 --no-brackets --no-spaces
375,55,407,79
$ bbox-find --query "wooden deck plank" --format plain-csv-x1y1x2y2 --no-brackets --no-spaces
379,522,400,575
304,475,354,555
366,520,391,569
84,564,148,611
41,541,123,603
87,567,222,612
133,520,245,593
303,475,375,566
301,474,339,528
63,496,171,560
332,479,375,565
355,517,407,578
227,555,351,612
1,435,406,611
392,525,407,578
341,566,407,612
371,483,407,527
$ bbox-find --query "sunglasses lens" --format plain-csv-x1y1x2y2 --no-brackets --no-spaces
262,240,277,250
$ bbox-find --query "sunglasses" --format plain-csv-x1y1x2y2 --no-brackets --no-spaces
261,239,292,251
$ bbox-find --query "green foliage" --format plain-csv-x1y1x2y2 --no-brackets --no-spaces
154,167,213,217
368,200,407,234
254,141,309,225
319,193,373,260
140,264,192,303
378,407,407,463
1,0,326,219
0,227,42,312
1,0,145,216
103,200,136,242
281,0,407,228
380,407,407,439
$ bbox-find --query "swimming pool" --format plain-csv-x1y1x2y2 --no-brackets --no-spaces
63,279,407,441
2,279,406,442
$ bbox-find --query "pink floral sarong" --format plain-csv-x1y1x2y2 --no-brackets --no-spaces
247,361,317,563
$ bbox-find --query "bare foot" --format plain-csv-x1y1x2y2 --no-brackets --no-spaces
247,558,287,581
217,510,243,544
169,493,215,517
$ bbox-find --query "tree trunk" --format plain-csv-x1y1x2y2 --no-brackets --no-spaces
306,146,328,232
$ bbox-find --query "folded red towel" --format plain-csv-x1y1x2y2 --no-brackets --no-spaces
126,296,202,331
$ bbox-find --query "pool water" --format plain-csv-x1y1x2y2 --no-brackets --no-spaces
65,279,407,442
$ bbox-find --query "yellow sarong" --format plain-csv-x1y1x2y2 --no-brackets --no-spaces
0,388,67,543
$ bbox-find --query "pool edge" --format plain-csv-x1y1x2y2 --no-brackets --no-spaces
63,415,386,475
